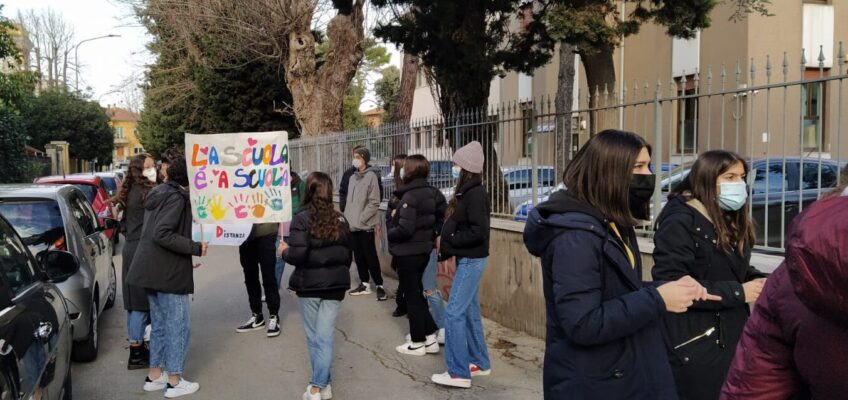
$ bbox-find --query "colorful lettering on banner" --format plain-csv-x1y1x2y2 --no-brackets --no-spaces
191,224,252,246
186,131,292,225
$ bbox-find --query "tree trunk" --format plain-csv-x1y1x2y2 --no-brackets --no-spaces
581,45,616,135
555,41,577,181
286,0,365,136
395,52,418,123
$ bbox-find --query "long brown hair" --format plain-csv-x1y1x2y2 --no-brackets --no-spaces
670,150,756,254
402,154,430,185
563,130,648,226
392,154,407,189
446,168,482,219
302,172,342,241
824,167,848,198
112,153,154,208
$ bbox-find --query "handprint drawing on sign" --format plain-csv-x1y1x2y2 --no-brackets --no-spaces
264,188,285,212
228,194,250,219
194,196,209,219
208,195,229,221
250,193,267,218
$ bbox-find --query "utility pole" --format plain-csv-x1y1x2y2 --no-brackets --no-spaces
74,34,121,91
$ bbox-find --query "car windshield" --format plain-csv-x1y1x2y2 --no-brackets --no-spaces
73,184,98,203
0,200,66,256
101,177,118,195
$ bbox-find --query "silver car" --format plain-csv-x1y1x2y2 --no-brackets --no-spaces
0,184,117,362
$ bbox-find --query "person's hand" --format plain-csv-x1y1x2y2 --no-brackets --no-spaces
743,278,766,303
677,275,722,302
193,263,202,269
657,276,720,313
200,242,209,257
277,241,288,257
391,209,397,218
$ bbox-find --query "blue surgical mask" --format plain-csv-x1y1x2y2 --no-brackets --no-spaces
452,166,461,179
718,182,748,211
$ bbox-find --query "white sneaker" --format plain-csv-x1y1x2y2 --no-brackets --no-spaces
321,384,333,400
144,324,151,342
164,378,200,398
302,385,321,400
470,364,491,377
396,342,427,356
143,373,168,392
431,372,471,388
437,328,445,345
425,334,439,354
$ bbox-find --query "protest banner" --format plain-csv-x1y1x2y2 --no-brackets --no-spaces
191,223,252,246
185,131,293,224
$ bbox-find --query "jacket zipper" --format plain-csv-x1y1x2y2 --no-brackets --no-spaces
674,327,716,350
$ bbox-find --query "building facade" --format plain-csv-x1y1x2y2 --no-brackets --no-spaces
106,106,144,166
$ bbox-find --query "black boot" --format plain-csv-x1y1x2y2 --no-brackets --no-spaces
128,345,149,370
392,307,408,318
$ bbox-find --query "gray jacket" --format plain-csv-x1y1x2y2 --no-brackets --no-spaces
344,166,382,231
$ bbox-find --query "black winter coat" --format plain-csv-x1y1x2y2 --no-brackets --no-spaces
283,209,353,298
386,178,447,257
524,190,677,400
121,183,151,311
127,182,202,295
440,177,490,260
652,196,766,400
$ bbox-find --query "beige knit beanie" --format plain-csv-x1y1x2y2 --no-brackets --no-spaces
453,141,484,174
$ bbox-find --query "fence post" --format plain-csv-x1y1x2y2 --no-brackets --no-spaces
652,80,663,223
530,102,539,206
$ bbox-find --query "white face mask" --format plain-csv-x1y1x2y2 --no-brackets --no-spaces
143,167,157,183
352,159,364,169
399,168,405,179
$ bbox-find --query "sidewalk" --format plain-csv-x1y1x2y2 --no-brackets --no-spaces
73,245,544,399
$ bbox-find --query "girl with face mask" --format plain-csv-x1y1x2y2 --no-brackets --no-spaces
652,150,767,400
523,130,718,400
110,153,158,370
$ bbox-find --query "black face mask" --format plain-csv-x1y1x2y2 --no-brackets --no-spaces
629,174,656,221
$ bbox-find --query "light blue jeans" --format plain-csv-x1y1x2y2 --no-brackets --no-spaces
422,250,446,329
444,257,491,379
148,292,191,375
275,236,287,287
127,310,150,344
298,297,342,388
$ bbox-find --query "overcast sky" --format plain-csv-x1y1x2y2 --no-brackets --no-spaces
3,0,400,111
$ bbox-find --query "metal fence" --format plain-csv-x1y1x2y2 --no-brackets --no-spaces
290,45,847,252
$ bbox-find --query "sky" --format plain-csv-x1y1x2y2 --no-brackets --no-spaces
3,0,401,111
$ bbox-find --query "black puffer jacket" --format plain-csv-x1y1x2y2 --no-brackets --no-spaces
440,177,490,260
387,178,447,257
127,182,202,295
283,209,353,297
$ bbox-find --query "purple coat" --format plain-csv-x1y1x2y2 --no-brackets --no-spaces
721,195,848,400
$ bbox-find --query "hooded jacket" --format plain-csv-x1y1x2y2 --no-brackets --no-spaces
523,190,677,400
126,181,202,294
721,195,848,400
386,178,447,257
652,195,766,400
344,165,382,231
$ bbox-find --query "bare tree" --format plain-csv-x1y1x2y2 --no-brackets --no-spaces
131,0,366,136
18,8,75,89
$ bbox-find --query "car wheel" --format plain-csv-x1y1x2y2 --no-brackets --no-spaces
61,368,72,400
104,263,117,310
72,299,98,362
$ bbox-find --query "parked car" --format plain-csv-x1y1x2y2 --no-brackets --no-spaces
515,158,846,247
0,184,117,362
91,172,123,197
438,165,556,210
34,175,119,248
0,213,79,399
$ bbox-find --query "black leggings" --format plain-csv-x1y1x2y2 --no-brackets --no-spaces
239,234,280,315
351,230,383,286
395,254,438,342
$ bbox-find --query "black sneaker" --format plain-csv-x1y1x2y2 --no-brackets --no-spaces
236,313,265,333
392,307,408,318
376,285,388,301
267,315,281,338
127,345,149,370
349,283,372,296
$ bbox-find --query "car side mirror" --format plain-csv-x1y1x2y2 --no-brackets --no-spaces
43,250,80,283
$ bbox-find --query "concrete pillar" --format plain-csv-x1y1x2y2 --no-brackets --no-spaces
44,141,70,176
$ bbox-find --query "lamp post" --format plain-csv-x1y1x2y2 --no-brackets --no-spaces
74,34,121,91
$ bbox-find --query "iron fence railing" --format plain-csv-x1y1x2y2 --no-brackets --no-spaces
290,45,847,252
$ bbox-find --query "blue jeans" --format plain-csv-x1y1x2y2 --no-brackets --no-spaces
423,250,446,329
444,257,491,379
298,297,341,388
275,236,288,287
127,310,150,344
148,292,191,375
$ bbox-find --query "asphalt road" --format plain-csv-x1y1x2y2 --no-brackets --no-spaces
71,243,544,400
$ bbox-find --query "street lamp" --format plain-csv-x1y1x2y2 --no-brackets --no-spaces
75,34,121,91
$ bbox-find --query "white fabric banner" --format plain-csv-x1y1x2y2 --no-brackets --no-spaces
185,131,293,224
191,223,252,246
